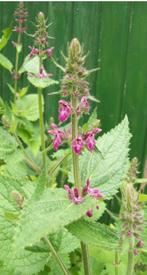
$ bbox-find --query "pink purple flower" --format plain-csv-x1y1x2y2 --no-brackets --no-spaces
38,66,48,78
83,179,103,199
13,26,26,33
58,100,72,122
137,240,144,248
29,46,39,58
64,185,83,204
15,17,26,23
37,66,52,79
71,128,102,154
85,133,95,151
133,249,139,256
86,209,93,217
127,230,133,237
77,96,90,115
83,128,102,152
64,179,103,219
46,47,54,58
48,123,66,150
72,136,84,154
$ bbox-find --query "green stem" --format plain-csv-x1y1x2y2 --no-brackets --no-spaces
14,28,21,103
71,95,81,191
81,242,91,275
71,94,91,275
43,237,70,275
126,236,135,275
38,88,46,176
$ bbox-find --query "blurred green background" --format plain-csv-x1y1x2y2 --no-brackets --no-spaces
0,2,147,175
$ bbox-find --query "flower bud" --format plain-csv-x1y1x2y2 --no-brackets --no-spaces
69,38,82,62
86,209,93,217
11,190,24,208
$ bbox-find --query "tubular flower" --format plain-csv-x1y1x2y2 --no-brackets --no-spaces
137,240,144,248
58,100,72,123
77,96,90,115
46,47,54,58
83,179,103,199
72,136,84,155
71,128,102,154
64,179,103,218
29,46,39,58
13,26,27,33
28,66,52,79
64,185,83,204
38,66,52,79
48,123,66,150
83,128,102,152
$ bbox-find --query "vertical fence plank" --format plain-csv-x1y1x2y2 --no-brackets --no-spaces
72,2,102,94
120,3,147,171
95,2,131,131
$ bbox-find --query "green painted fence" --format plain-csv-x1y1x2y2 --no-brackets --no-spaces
0,2,147,174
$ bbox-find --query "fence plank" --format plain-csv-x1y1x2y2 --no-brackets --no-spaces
120,3,147,170
95,2,131,130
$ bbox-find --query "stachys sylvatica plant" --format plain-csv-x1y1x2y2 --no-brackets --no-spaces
0,4,146,275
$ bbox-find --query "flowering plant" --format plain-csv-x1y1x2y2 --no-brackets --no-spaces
0,3,146,275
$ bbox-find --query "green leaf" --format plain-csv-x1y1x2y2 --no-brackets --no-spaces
13,188,97,252
88,246,128,275
68,220,119,250
14,94,43,121
0,53,13,72
0,27,12,51
88,95,100,103
7,83,15,94
0,175,49,275
0,127,34,178
0,127,18,161
15,42,22,54
139,194,147,202
69,116,131,199
0,97,6,115
17,123,41,156
19,55,40,74
136,178,147,184
19,86,28,97
28,75,58,89
20,55,58,88
0,217,49,275
47,228,79,274
4,150,30,179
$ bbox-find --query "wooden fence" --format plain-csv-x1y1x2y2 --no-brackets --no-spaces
0,2,147,174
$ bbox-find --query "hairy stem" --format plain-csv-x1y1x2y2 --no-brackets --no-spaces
71,95,81,191
14,27,21,103
71,94,91,275
81,242,91,275
38,87,46,176
126,236,135,275
43,237,70,275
